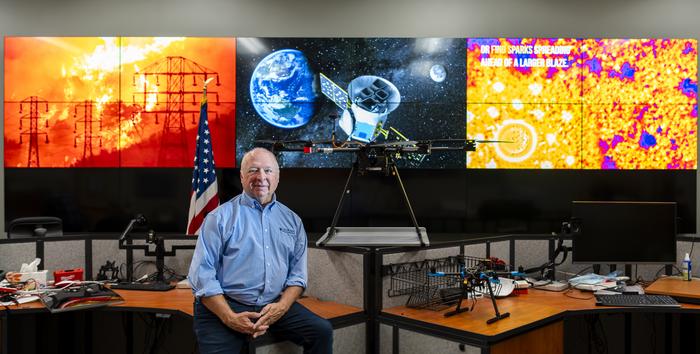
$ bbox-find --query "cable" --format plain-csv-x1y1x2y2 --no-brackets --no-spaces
563,287,594,300
120,260,186,284
690,234,696,259
654,264,681,280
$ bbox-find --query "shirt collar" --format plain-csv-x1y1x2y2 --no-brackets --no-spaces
240,192,277,210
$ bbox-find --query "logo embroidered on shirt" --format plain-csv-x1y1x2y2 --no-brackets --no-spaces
279,227,295,235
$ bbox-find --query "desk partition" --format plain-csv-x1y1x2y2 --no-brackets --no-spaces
1,233,699,354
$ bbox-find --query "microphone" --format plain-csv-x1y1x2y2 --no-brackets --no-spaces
119,214,147,241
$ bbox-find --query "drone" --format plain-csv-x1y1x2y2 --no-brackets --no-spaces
429,257,511,325
255,72,507,247
258,137,479,175
255,135,492,247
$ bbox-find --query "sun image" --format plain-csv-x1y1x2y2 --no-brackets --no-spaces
4,37,236,168
467,103,582,169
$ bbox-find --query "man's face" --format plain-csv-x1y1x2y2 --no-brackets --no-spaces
240,150,279,205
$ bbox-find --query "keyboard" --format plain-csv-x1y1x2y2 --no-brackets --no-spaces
595,294,680,308
111,282,174,291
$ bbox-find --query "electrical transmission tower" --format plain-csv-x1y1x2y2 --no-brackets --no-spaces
18,96,49,167
133,56,220,166
73,100,103,162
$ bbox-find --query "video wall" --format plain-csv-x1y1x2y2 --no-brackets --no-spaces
3,37,697,233
5,37,697,170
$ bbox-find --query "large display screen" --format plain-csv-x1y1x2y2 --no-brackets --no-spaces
5,37,696,170
2,37,697,233
467,38,698,169
4,37,237,168
236,38,466,168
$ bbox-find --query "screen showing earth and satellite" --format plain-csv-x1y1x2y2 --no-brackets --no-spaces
4,37,698,170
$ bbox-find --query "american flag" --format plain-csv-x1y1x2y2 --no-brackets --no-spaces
186,95,219,235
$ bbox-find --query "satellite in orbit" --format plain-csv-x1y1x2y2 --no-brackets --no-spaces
319,73,400,143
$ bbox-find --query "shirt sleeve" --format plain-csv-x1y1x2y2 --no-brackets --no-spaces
284,217,308,289
188,212,225,298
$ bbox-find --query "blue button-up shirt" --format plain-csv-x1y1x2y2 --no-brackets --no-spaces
188,193,308,306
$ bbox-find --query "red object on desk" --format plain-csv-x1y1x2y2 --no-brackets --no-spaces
513,288,528,295
53,268,84,284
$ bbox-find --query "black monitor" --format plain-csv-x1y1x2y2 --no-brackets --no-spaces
571,201,677,264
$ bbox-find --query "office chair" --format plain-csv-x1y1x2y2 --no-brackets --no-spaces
7,216,63,238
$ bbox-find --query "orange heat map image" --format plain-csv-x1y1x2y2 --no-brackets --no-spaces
4,37,236,168
467,38,697,169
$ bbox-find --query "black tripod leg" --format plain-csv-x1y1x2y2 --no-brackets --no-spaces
319,163,356,246
484,279,510,324
390,164,424,246
445,283,471,317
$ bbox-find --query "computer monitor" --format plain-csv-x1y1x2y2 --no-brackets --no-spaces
571,201,677,264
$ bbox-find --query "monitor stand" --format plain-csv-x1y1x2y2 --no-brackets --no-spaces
116,233,176,291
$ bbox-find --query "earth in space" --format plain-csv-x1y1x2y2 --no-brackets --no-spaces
249,49,318,128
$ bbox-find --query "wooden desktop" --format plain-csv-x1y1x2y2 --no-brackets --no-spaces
381,286,700,354
0,288,363,354
646,276,700,303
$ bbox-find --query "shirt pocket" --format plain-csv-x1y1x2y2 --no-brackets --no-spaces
275,227,297,252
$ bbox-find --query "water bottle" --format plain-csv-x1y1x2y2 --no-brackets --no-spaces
682,253,692,281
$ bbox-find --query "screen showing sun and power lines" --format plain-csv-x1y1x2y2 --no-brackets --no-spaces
3,37,236,168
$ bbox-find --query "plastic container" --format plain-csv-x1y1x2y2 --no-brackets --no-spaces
681,253,692,281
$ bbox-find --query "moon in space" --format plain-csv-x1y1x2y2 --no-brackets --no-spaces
429,64,446,82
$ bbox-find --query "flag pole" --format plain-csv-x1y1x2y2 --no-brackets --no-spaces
203,77,214,99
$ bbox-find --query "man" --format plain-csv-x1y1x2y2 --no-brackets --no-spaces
188,147,333,354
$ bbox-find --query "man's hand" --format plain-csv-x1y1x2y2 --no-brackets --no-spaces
201,295,267,336
251,286,303,337
222,311,263,335
254,301,290,331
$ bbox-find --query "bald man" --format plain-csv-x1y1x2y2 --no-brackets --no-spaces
189,148,332,354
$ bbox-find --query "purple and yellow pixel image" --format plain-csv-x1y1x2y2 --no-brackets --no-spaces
581,39,697,169
467,37,697,170
584,104,696,169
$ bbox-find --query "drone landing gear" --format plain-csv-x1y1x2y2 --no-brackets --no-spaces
445,278,510,325
484,279,511,324
316,156,429,247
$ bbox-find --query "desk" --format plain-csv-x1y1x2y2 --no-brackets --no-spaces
380,289,700,354
1,288,364,354
646,277,700,303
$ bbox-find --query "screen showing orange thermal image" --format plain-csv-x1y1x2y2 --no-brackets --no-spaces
466,38,697,170
4,37,236,168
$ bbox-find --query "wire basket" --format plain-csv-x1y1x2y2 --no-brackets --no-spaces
387,255,496,310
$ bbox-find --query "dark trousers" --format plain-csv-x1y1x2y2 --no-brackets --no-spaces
194,297,333,354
